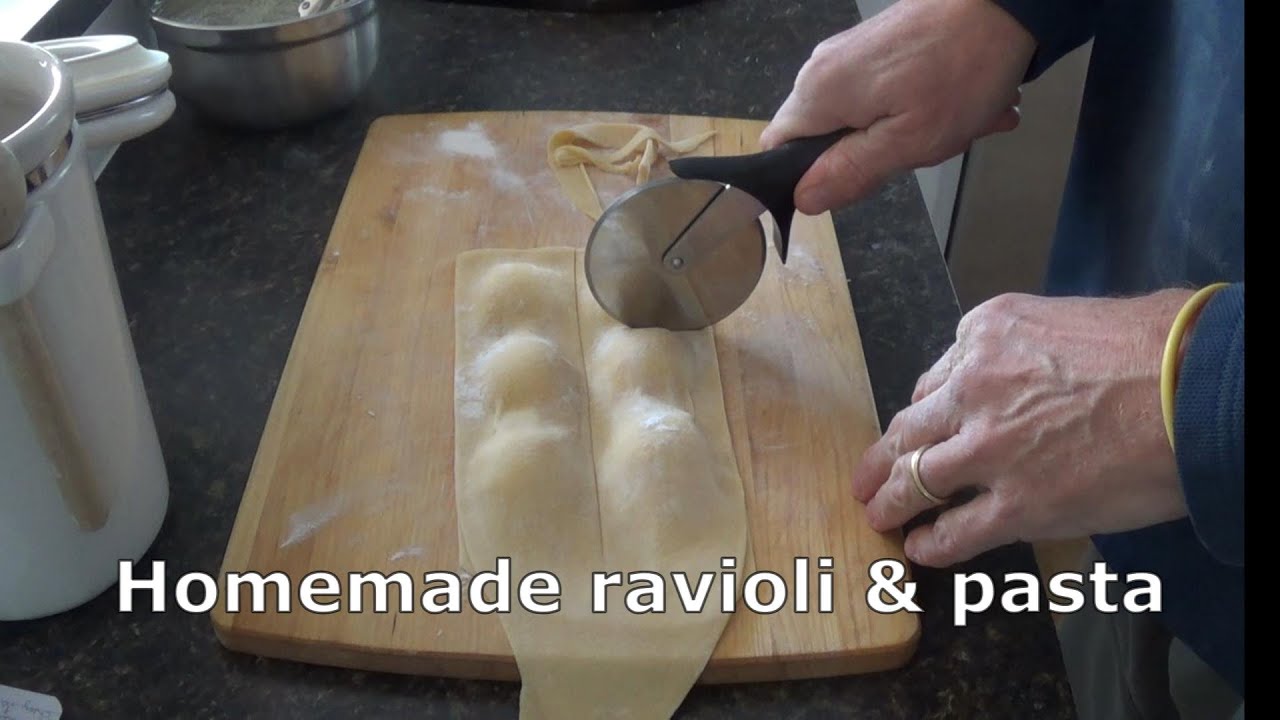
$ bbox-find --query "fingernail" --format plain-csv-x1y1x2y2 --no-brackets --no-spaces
903,534,917,558
795,184,830,215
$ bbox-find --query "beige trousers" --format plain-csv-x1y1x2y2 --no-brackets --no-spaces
1056,545,1244,720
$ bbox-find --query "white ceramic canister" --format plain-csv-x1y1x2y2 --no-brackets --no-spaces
1,40,169,620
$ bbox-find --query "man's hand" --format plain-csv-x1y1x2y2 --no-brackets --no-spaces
854,291,1195,567
760,0,1036,214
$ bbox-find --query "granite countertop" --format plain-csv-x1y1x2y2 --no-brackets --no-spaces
3,0,1074,716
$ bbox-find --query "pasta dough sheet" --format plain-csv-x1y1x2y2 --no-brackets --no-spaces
454,247,748,719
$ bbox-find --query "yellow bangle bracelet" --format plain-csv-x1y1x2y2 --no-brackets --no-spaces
1160,282,1230,451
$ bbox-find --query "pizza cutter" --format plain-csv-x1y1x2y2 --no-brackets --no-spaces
584,128,851,331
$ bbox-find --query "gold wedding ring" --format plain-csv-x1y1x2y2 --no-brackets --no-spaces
910,444,946,505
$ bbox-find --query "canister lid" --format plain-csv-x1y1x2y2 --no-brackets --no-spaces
0,41,75,189
34,35,172,119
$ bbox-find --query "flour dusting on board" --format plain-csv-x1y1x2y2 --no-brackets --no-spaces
280,497,344,549
492,168,526,190
407,186,470,202
389,546,427,562
279,481,414,549
783,243,824,286
437,122,499,159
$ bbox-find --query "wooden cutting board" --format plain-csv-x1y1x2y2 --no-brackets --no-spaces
212,111,919,683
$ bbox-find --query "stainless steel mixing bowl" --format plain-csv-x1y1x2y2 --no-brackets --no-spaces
149,0,379,129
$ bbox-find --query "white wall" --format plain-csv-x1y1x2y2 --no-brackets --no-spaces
946,43,1090,309
1,0,61,40
87,0,156,43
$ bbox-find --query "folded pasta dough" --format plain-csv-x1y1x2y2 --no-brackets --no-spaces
547,123,716,219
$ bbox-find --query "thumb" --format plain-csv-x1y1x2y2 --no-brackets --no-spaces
980,106,1022,137
758,122,789,152
792,119,906,215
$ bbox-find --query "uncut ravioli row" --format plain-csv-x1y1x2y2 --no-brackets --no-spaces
453,247,747,719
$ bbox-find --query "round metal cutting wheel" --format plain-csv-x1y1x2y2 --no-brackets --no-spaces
584,177,768,331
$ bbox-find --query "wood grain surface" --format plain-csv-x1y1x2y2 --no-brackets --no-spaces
211,111,919,683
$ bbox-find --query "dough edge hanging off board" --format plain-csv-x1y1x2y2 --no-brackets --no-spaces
453,246,748,719
546,123,716,220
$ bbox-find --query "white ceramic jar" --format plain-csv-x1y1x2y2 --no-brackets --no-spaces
1,39,170,620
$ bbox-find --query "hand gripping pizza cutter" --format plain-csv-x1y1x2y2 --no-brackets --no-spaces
584,128,851,331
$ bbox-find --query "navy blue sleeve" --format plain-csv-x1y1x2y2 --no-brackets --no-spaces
988,0,1101,81
1173,282,1245,567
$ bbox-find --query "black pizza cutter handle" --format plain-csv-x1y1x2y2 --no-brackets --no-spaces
667,128,854,264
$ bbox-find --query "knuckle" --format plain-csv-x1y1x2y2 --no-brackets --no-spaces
950,440,984,476
967,366,997,395
811,36,837,59
979,294,1025,329
884,411,903,439
883,428,907,466
991,492,1020,527
883,457,910,500
983,293,1016,313
889,477,916,517
966,429,998,468
963,294,1016,333
801,39,842,84
944,378,965,408
884,408,915,451
968,314,996,342
964,420,994,448
810,27,853,62
912,374,930,399
947,368,977,405
890,452,912,482
931,518,957,556
956,306,982,337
